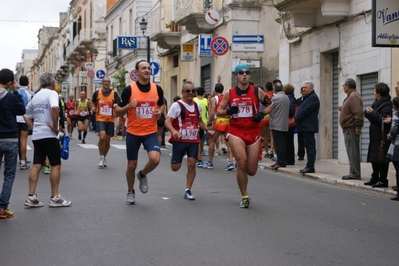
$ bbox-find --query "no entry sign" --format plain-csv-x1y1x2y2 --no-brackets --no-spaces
210,36,229,56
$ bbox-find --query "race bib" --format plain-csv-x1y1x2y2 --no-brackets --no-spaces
68,110,75,116
136,101,155,119
237,103,253,118
80,110,88,116
181,125,198,140
99,104,112,116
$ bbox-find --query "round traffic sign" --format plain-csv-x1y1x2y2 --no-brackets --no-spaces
205,10,220,25
87,69,95,79
210,36,229,56
96,70,106,79
130,70,138,81
150,62,160,76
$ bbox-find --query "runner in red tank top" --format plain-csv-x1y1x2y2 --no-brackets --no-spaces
164,81,213,200
216,64,271,208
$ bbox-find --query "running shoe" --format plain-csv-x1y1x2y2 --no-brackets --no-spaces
222,147,228,154
103,157,107,167
98,156,105,168
126,191,135,205
196,161,204,168
49,194,72,207
225,162,234,171
205,161,213,169
240,196,251,208
111,136,117,140
42,166,50,174
184,190,195,200
82,139,86,144
201,151,208,156
213,152,219,157
136,170,148,193
20,163,29,170
0,208,14,219
24,196,44,208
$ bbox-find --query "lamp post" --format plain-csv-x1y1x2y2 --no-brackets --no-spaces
139,18,150,63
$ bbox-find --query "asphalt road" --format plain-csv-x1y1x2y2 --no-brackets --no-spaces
1,131,398,266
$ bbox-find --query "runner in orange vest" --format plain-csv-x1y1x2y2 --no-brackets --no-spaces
115,60,165,205
91,77,120,168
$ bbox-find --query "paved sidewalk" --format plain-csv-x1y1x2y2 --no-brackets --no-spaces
164,131,396,197
258,156,397,197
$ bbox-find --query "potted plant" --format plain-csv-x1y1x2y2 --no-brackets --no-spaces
166,21,178,32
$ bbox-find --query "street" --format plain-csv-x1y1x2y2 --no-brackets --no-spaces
1,131,398,266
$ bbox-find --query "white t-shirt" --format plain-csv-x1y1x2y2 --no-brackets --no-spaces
24,88,59,140
167,100,203,119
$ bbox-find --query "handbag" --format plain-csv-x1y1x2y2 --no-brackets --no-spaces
378,119,388,163
60,135,70,160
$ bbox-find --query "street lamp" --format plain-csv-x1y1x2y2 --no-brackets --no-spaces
139,17,150,63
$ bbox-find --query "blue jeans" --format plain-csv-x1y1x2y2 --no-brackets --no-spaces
0,141,18,210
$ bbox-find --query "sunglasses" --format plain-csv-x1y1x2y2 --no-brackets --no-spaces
238,70,250,75
184,89,196,93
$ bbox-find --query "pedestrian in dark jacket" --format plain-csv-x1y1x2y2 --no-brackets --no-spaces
364,82,392,188
386,96,399,200
284,84,297,165
294,81,320,174
0,68,26,219
296,88,305,160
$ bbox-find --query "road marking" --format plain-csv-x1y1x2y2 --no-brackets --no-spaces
111,144,126,150
77,144,98,149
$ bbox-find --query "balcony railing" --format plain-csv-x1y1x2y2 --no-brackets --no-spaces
176,0,212,21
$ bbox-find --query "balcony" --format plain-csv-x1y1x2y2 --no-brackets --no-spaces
66,29,94,64
274,0,350,28
150,5,182,50
175,0,214,35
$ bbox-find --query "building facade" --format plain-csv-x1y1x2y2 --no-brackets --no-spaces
274,0,399,163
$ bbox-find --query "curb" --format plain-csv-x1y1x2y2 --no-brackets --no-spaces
259,163,397,197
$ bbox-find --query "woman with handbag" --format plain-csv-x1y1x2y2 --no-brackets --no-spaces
385,96,399,200
364,82,392,188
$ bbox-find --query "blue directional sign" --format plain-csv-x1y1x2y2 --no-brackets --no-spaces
232,35,264,43
150,62,159,76
199,34,212,57
117,36,138,49
96,70,106,79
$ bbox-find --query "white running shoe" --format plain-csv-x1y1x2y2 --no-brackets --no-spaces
98,156,105,168
136,171,148,193
184,190,195,200
48,194,72,207
126,191,135,205
24,196,44,208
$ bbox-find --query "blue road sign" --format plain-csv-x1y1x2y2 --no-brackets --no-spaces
117,36,138,49
232,35,264,43
96,70,106,79
199,34,212,57
150,62,159,76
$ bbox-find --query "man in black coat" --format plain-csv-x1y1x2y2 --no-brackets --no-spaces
293,81,320,174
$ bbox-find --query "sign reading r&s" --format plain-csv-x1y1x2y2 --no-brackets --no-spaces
117,36,138,49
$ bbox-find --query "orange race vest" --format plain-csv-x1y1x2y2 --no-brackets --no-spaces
127,82,158,136
96,90,115,123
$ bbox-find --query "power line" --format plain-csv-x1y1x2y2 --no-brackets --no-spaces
0,19,59,23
